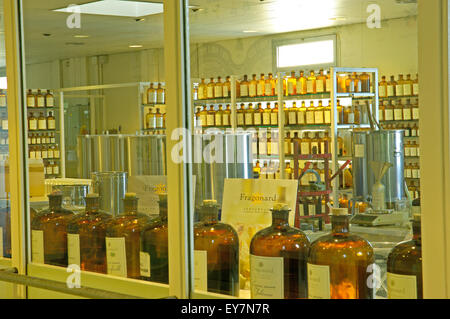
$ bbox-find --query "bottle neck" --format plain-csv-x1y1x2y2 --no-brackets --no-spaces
271,210,290,228
124,199,138,214
412,220,421,244
48,196,62,211
85,198,100,213
159,200,168,221
199,205,219,223
331,215,350,234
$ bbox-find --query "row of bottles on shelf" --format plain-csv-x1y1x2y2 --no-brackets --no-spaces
31,192,169,284
144,83,166,105
28,132,57,145
379,74,419,98
405,163,421,180
0,90,7,107
407,181,421,200
145,107,166,129
379,98,420,122
195,99,370,128
43,161,60,176
405,141,420,157
28,112,56,131
195,70,374,100
26,89,55,108
29,144,60,160
0,113,7,131
382,123,420,137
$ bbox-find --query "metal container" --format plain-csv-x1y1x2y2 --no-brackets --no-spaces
51,184,89,207
192,132,253,209
352,131,370,201
366,130,405,207
78,135,166,178
91,172,128,216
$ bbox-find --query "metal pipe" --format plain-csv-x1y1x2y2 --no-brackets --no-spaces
0,268,147,299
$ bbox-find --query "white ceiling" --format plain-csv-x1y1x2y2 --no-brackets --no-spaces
5,0,418,66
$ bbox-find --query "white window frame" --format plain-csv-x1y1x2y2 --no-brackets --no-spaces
273,34,338,73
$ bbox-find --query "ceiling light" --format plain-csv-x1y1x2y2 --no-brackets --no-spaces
53,1,163,18
243,30,257,33
129,45,143,48
329,16,347,21
74,35,89,38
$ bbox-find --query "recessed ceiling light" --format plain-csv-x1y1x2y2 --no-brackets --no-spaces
129,45,143,48
74,35,89,38
329,16,347,21
243,30,257,33
53,1,163,18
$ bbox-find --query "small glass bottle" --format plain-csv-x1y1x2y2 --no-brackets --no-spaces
156,83,165,104
307,208,374,299
36,89,45,107
28,112,37,131
287,71,297,96
47,111,56,130
240,75,249,98
249,74,258,97
214,76,223,98
38,112,47,130
254,103,263,126
387,214,422,299
194,200,239,297
359,72,371,93
147,83,157,104
27,89,36,108
206,78,215,99
222,76,231,98
387,76,397,97
45,90,55,107
257,73,265,97
250,190,310,299
378,76,388,98
306,70,317,94
297,71,307,95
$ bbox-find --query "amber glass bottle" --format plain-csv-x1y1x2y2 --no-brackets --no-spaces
386,214,422,299
307,208,374,299
105,193,152,279
194,200,239,297
141,193,169,284
31,193,74,267
67,193,111,273
250,200,310,299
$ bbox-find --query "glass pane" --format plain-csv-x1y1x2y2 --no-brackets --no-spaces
21,0,168,290
186,0,421,299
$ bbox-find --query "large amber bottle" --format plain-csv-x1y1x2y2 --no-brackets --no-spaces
66,193,111,273
307,208,374,299
31,192,74,267
386,214,422,299
105,193,152,279
250,196,310,299
141,193,169,284
194,200,239,297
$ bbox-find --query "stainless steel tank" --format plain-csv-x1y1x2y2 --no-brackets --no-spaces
192,132,253,209
352,131,370,201
366,130,405,207
91,172,128,216
78,135,166,178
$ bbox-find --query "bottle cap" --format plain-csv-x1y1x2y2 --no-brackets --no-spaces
331,208,348,216
124,192,137,199
202,199,218,207
86,193,99,199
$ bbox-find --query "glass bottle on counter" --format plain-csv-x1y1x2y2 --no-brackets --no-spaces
250,188,310,299
207,78,215,99
214,77,223,98
31,192,74,267
66,193,112,274
141,193,169,284
387,214,422,299
307,208,374,299
105,193,153,279
194,200,239,297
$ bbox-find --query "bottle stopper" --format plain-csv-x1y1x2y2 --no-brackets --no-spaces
203,199,218,207
273,186,290,211
124,193,137,199
86,193,99,199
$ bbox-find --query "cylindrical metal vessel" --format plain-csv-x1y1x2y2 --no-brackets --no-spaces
91,172,128,216
366,130,405,207
78,135,166,178
51,184,89,207
352,131,370,201
192,132,253,209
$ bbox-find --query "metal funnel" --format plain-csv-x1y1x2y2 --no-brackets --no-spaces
370,161,393,183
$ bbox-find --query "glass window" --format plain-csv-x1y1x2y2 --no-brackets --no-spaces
19,0,169,298
186,0,422,299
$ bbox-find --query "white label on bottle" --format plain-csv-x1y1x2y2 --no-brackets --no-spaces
30,120,37,130
214,86,222,98
316,80,324,93
306,80,314,94
270,113,278,125
106,237,128,277
38,120,46,130
378,109,384,121
307,263,331,299
252,141,258,155
347,113,355,124
237,113,245,126
387,85,395,97
29,151,36,160
308,204,316,215
412,108,419,120
257,83,264,96
301,142,310,155
36,151,42,160
403,108,412,121
355,144,365,158
46,96,54,107
222,114,230,126
31,230,45,264
0,97,6,107
222,86,229,98
396,84,404,96
413,84,419,96
215,113,222,126
47,149,54,159
385,109,394,121
207,87,214,99
140,251,151,278
405,147,411,157
37,97,45,107
27,96,35,107
379,86,387,97
250,255,284,299
288,112,297,125
387,272,417,299
0,227,3,257
194,250,208,292
296,80,303,94
394,109,403,121
306,111,315,124
324,110,331,124
314,111,324,124
67,233,81,267
410,147,417,157
249,84,257,97
240,84,249,97
271,142,279,155
53,165,59,175
262,113,271,125
2,120,7,130
412,169,419,179
406,169,412,178
46,165,53,175
265,83,272,96
259,142,267,155
404,84,412,96
287,82,295,95
199,115,206,127
42,150,48,159
298,111,306,124
48,120,55,130
245,113,253,126
254,113,262,125
54,150,60,158
206,114,215,127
